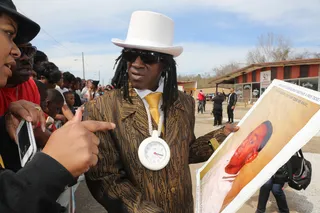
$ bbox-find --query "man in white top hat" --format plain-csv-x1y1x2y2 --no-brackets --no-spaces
84,11,238,213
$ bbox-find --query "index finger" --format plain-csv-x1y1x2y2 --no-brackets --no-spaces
20,103,44,127
8,101,34,122
66,107,84,125
81,120,116,132
38,110,46,132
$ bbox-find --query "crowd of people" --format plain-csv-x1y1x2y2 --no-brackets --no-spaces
197,88,237,126
0,30,116,169
0,0,117,212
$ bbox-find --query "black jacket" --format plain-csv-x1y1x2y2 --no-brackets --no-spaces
212,94,225,111
0,116,74,213
224,92,237,107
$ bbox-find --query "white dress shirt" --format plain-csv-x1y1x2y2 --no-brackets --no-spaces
134,78,164,113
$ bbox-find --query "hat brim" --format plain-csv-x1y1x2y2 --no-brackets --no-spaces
0,5,40,45
112,38,183,57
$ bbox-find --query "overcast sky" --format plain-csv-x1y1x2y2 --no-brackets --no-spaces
14,0,320,85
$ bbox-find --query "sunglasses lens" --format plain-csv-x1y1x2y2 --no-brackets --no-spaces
140,53,159,64
123,49,162,64
123,51,138,63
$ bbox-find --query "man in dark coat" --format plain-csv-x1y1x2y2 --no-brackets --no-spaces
224,88,237,123
212,92,225,126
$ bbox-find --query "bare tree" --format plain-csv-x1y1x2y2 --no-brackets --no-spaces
247,33,292,64
178,73,218,88
212,62,241,77
290,50,320,60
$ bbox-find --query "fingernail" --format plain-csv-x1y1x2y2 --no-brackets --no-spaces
41,125,46,132
26,116,32,121
111,123,116,129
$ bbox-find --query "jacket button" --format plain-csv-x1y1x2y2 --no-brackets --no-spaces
171,187,176,193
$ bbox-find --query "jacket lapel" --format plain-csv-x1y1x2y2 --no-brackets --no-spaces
119,90,150,138
164,95,185,146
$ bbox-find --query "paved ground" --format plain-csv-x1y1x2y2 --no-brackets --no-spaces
75,103,320,212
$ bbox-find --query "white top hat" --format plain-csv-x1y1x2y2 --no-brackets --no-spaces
112,11,183,57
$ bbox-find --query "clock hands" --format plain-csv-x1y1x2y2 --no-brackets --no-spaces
154,152,164,157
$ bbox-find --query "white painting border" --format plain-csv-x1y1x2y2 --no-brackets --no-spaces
196,79,320,213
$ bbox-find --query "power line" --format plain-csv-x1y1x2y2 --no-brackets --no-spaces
40,29,75,54
17,6,107,78
17,7,76,55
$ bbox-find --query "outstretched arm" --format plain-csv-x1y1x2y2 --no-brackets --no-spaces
188,99,229,164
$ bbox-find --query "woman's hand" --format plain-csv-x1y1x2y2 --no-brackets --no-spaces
5,100,45,141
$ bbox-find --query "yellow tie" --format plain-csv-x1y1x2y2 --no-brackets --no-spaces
0,155,4,168
145,92,162,124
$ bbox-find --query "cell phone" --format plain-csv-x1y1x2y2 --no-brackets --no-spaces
46,116,54,127
16,120,37,167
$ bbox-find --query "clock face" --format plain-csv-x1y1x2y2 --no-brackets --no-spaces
145,141,167,164
138,136,171,171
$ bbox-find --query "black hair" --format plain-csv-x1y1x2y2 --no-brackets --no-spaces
63,71,75,84
34,50,48,65
63,91,74,98
111,49,179,116
75,77,82,83
92,80,99,88
257,120,273,151
35,61,61,84
34,80,48,110
47,89,64,104
35,80,47,100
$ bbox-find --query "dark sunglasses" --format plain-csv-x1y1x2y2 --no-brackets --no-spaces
19,45,37,58
122,49,165,64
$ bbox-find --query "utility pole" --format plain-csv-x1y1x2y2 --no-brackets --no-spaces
82,52,85,79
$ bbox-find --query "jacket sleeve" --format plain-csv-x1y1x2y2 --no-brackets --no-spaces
83,102,164,213
0,152,74,213
188,98,227,164
223,92,229,98
0,116,74,213
212,95,218,102
233,93,237,106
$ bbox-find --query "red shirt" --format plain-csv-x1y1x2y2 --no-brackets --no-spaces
198,92,205,101
0,78,40,116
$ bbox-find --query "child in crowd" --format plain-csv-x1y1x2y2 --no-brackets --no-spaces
63,91,76,115
35,80,48,111
43,89,65,132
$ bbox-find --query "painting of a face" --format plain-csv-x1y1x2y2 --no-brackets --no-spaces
225,121,273,174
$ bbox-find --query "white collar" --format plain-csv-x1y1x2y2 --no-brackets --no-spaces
134,78,164,99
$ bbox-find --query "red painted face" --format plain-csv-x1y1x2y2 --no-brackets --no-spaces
225,122,271,174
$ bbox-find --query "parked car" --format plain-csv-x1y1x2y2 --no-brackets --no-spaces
206,93,215,101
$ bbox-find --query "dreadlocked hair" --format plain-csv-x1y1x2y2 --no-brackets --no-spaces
111,49,179,115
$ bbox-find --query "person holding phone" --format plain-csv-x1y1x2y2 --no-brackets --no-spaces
0,1,116,212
